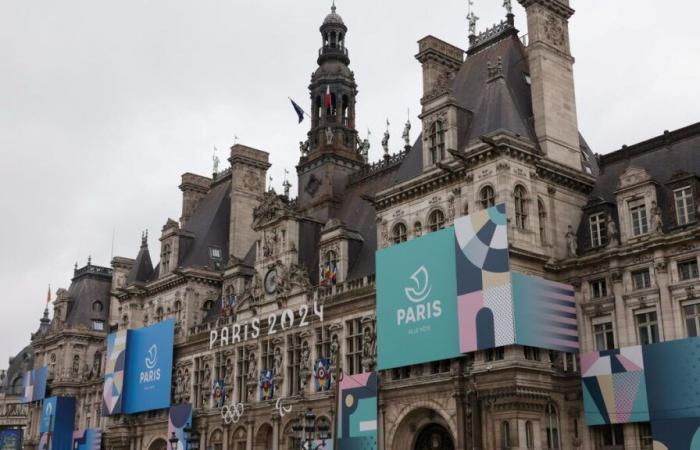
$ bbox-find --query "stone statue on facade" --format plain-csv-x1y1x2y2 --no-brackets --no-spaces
282,179,292,199
299,341,312,393
565,225,577,257
467,11,479,36
299,140,309,157
212,147,220,174
247,352,257,380
361,327,377,372
273,347,283,378
359,137,370,163
402,119,411,147
325,127,334,145
607,215,619,246
330,334,339,365
381,128,390,156
650,201,664,234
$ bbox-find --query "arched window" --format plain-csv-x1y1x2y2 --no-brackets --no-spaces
321,251,338,286
414,221,423,238
480,186,496,209
93,351,102,375
392,223,407,244
538,199,547,244
545,403,560,449
92,301,103,313
525,421,534,449
501,421,511,449
202,300,214,312
429,121,446,164
174,301,182,321
155,307,164,322
429,210,446,232
514,185,528,229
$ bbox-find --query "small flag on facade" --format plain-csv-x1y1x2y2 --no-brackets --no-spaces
289,98,305,124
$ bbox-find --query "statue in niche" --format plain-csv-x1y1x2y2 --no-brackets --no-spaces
361,327,377,372
402,119,411,147
565,225,577,257
299,140,309,156
650,201,664,234
273,347,283,378
299,341,311,392
381,128,390,155
325,127,334,145
329,334,340,365
607,215,619,246
247,353,257,380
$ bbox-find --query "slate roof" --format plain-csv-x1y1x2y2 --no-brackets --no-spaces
126,238,154,285
65,265,113,328
3,345,33,395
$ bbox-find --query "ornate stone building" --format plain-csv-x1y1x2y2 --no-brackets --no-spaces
3,1,700,450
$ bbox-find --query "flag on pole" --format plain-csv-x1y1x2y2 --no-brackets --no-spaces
289,98,305,124
325,86,332,109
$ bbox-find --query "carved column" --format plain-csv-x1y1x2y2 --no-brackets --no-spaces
272,415,280,450
611,270,629,347
246,420,254,450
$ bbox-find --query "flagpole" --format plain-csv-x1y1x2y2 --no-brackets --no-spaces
288,97,312,118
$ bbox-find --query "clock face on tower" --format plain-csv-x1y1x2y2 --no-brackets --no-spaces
264,268,278,295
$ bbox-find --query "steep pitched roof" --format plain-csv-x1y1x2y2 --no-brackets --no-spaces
126,237,154,285
66,265,112,328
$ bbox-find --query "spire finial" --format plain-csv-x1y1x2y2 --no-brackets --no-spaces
141,230,148,247
331,0,336,13
212,146,220,175
503,0,513,15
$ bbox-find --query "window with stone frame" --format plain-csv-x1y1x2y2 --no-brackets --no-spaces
598,424,624,448
392,222,407,244
636,310,659,345
486,347,505,361
320,250,338,286
161,244,171,273
514,185,528,230
545,403,560,449
345,318,363,375
684,303,700,338
525,421,535,449
480,185,496,209
590,278,608,299
589,212,608,248
430,359,451,374
501,421,511,449
428,121,446,164
593,319,616,351
631,268,652,290
428,209,446,232
261,339,274,374
413,221,423,238
236,347,248,403
674,186,695,225
629,199,649,236
523,346,540,361
286,333,303,396
538,199,547,244
391,365,411,381
639,423,653,449
315,325,332,360
678,258,699,281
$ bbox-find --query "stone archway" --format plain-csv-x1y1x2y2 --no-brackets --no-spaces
389,407,456,450
414,424,455,450
254,422,273,450
147,438,168,450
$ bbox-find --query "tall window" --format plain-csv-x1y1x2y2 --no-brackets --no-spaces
320,251,338,286
636,311,659,345
480,186,496,209
525,421,534,449
545,403,560,449
286,334,303,396
315,326,332,360
514,185,528,230
594,320,615,351
630,200,649,236
538,199,547,244
678,259,699,281
345,319,363,375
632,269,651,290
598,424,624,447
639,423,653,449
428,210,446,232
590,278,608,299
501,421,511,449
162,244,171,273
429,121,446,164
236,348,247,403
261,340,274,373
392,223,407,244
675,186,695,225
589,212,608,248
684,303,700,337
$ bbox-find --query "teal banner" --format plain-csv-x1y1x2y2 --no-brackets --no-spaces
376,228,461,370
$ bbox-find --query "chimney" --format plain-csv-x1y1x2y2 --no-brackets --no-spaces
179,173,211,226
415,36,464,103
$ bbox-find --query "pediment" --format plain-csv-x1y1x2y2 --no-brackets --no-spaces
617,166,653,190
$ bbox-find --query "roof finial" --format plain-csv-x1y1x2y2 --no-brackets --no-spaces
87,255,92,266
282,169,292,198
331,0,336,14
467,0,479,36
212,146,220,175
141,230,148,247
503,0,512,15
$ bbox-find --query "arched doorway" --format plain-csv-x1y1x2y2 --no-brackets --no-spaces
147,438,168,450
414,424,454,450
254,423,273,450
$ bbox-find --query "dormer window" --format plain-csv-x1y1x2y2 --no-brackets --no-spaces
629,200,648,236
92,301,104,313
589,212,608,248
92,320,105,331
161,244,172,273
674,186,695,225
209,246,222,260
429,121,446,164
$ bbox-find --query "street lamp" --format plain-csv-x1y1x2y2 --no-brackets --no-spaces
187,429,201,450
293,409,330,449
169,432,179,450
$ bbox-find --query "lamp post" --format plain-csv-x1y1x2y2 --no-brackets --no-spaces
169,432,179,450
292,409,330,449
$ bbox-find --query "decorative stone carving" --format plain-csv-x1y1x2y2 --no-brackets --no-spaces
607,216,619,247
241,272,263,305
252,191,294,229
361,326,377,372
299,140,309,157
325,127,334,145
543,12,566,50
275,260,312,297
273,347,283,378
650,201,664,235
565,225,577,257
299,341,312,393
329,334,340,366
243,169,262,192
447,195,456,222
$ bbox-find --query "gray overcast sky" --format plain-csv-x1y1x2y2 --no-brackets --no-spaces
0,0,698,365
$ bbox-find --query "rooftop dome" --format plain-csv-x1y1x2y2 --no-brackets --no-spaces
323,5,345,26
